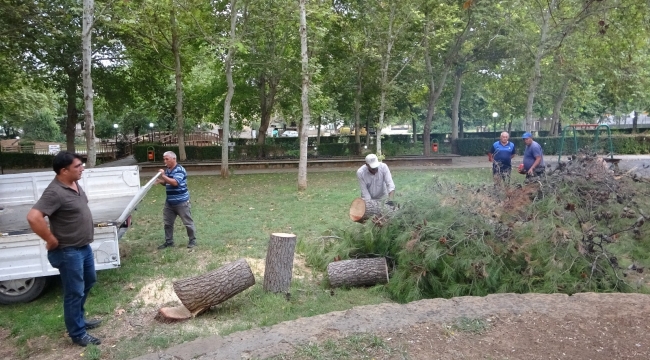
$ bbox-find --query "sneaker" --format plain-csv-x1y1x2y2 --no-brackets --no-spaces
157,242,174,250
187,240,197,249
71,333,102,347
85,318,102,330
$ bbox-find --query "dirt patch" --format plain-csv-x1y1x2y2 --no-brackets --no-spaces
0,328,17,359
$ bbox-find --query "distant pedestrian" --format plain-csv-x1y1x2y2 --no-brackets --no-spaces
357,154,395,202
157,151,197,249
272,128,279,137
489,132,516,184
26,151,102,347
522,132,545,179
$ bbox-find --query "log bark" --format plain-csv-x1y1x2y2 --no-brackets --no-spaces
349,198,385,222
327,257,389,288
173,258,255,316
263,233,297,293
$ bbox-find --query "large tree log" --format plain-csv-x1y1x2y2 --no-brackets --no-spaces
263,233,297,293
172,258,255,316
327,257,389,288
349,198,396,223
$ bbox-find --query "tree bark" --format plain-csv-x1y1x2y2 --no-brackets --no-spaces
298,0,310,191
82,0,96,167
349,197,390,223
263,233,297,293
632,110,638,134
221,0,238,178
257,75,279,145
354,65,362,145
550,78,570,136
170,6,186,161
173,258,255,316
327,257,389,288
451,67,463,141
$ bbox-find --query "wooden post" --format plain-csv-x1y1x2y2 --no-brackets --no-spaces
263,233,297,293
327,257,389,288
172,258,255,317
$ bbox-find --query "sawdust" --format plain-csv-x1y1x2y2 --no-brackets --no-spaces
132,278,180,307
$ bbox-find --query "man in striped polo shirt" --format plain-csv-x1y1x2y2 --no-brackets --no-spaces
157,151,197,249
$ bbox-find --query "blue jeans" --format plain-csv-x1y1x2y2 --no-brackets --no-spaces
47,245,97,338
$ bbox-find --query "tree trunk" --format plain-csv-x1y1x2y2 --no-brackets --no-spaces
422,37,450,157
173,258,255,316
376,4,396,157
354,65,362,145
317,115,321,145
298,0,310,191
327,257,389,288
65,72,79,152
171,7,186,161
221,0,238,178
257,75,278,145
82,0,96,167
632,110,638,134
349,197,391,223
550,78,570,136
263,233,297,293
451,67,463,141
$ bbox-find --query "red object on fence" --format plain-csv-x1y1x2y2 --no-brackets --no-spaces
147,150,155,161
432,143,438,152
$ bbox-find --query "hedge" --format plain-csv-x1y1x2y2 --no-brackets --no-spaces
0,153,55,169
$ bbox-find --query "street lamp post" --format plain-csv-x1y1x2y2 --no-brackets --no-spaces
113,124,119,144
149,122,154,142
492,112,498,135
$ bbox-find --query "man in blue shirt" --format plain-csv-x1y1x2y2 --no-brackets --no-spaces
522,132,545,179
157,151,197,249
489,132,516,184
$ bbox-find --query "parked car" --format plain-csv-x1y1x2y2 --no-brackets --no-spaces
281,130,299,137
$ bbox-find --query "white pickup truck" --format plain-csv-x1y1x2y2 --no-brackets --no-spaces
0,165,159,304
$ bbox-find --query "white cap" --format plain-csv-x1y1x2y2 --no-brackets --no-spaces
365,154,380,169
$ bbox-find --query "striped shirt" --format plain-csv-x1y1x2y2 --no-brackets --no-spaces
165,164,190,205
357,163,395,200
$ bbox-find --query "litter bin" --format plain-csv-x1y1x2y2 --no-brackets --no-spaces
147,146,155,162
431,142,438,153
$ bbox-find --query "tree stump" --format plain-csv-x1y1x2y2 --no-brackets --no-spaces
263,233,297,293
327,257,389,288
172,258,255,317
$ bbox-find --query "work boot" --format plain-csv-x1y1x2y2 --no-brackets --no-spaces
157,241,174,249
187,240,197,249
85,318,102,330
71,333,102,347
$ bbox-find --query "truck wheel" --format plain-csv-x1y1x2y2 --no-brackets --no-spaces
0,277,49,305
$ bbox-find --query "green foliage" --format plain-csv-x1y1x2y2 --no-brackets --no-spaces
22,110,63,142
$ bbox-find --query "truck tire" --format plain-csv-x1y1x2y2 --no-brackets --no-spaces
0,277,49,305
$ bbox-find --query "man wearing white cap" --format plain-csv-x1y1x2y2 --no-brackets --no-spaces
357,154,395,201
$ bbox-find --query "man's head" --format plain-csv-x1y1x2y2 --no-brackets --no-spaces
53,151,84,181
500,132,510,144
163,151,178,169
365,154,380,174
522,132,533,145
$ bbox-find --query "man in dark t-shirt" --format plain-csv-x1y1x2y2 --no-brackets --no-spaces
489,132,516,184
522,132,546,180
26,152,102,347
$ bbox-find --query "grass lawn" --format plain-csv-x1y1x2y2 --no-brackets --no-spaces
0,168,493,359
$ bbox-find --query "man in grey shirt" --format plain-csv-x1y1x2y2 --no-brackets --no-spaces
357,154,395,201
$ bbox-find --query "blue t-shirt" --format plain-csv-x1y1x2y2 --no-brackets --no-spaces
523,141,545,171
165,164,190,205
491,141,515,168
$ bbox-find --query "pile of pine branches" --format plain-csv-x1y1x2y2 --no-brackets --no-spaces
307,152,650,302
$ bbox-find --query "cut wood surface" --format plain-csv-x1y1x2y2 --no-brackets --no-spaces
155,305,192,323
327,257,389,288
173,258,255,316
349,198,384,222
263,233,297,293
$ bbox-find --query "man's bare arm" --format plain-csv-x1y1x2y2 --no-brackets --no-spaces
26,209,59,250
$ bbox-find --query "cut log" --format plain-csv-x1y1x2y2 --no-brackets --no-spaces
173,258,255,316
327,257,389,288
155,305,192,323
263,233,297,293
349,198,384,222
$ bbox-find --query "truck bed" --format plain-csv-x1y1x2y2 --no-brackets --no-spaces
0,196,135,234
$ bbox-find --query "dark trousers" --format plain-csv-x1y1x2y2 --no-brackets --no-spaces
47,245,96,338
163,201,196,244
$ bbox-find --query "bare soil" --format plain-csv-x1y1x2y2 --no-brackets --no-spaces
131,292,650,360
